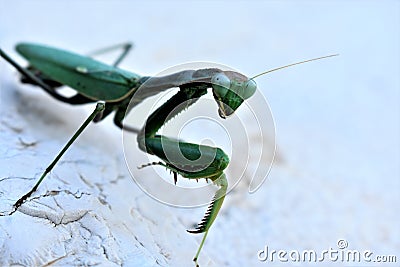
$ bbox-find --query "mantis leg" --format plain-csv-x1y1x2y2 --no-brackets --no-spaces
7,102,105,215
137,85,229,264
191,174,227,267
0,49,94,104
112,101,141,133
86,42,133,67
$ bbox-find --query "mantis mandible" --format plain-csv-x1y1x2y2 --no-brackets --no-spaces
0,42,336,266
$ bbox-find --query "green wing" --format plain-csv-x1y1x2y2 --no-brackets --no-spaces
17,43,141,101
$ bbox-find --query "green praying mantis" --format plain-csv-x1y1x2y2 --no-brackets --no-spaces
0,42,336,266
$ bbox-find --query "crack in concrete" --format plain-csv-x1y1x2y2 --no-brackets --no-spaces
133,196,157,226
1,119,23,133
77,216,123,266
101,229,121,265
12,189,92,225
0,176,35,183
93,183,112,210
41,254,68,266
155,241,171,260
134,235,145,248
122,219,165,265
28,189,91,202
19,206,89,226
109,174,125,184
78,173,94,188
17,137,38,148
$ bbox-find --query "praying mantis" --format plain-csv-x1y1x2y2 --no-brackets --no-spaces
0,42,336,266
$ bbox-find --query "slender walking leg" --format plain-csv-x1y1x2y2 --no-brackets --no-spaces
8,102,106,215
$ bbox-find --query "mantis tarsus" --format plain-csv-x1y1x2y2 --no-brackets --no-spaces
0,42,337,265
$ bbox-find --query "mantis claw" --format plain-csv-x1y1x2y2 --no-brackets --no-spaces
186,175,227,264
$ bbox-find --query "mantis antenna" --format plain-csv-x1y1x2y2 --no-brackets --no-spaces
251,54,339,80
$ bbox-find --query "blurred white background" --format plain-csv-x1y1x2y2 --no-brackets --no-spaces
1,1,399,266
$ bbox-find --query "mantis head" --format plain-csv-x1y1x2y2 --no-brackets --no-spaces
211,71,256,119
210,54,338,119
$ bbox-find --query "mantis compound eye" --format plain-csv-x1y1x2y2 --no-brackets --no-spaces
242,79,257,100
211,73,231,98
